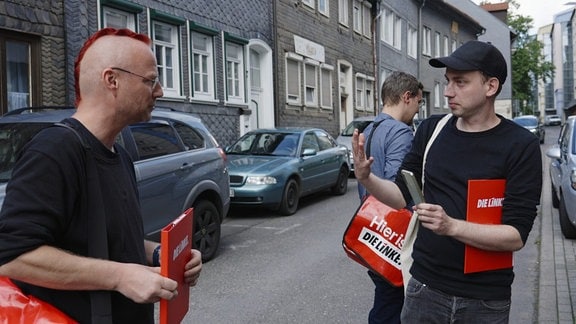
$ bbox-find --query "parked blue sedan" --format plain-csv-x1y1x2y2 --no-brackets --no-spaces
226,128,350,215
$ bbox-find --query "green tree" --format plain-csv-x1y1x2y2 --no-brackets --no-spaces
507,1,554,116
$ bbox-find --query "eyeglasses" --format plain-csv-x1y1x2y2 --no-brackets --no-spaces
418,99,425,108
111,67,160,88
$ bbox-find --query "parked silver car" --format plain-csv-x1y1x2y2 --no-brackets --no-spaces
0,107,230,261
546,115,576,238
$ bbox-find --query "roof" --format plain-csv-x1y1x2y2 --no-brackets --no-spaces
480,2,508,13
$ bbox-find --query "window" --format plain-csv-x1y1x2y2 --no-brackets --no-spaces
339,0,349,26
319,0,329,16
422,26,431,56
102,6,136,30
285,53,302,105
362,2,371,37
381,9,400,49
451,39,457,53
435,32,441,57
407,25,417,58
443,36,449,56
365,78,374,112
304,60,318,107
173,122,204,150
302,0,314,9
191,32,214,100
434,82,441,108
356,74,365,110
225,42,245,102
250,50,261,89
353,0,362,33
131,123,181,160
153,21,181,98
393,15,402,49
315,130,335,151
1,31,40,113
320,64,333,109
382,9,393,44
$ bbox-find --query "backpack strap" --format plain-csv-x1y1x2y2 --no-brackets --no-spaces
365,119,385,157
53,122,113,324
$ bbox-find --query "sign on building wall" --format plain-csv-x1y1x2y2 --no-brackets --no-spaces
294,35,325,62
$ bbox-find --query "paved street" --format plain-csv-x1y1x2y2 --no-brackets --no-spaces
156,126,576,324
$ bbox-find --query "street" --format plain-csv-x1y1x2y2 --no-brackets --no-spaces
164,125,567,324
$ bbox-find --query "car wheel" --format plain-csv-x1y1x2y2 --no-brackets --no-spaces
331,166,349,195
551,185,560,209
559,195,576,239
192,199,221,262
278,178,299,216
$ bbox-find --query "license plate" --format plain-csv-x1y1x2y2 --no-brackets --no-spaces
229,189,235,197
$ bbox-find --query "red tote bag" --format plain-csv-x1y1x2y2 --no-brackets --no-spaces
342,195,412,287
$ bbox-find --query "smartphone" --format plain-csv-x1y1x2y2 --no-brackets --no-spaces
401,169,425,205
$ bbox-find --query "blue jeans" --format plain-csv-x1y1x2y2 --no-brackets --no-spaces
401,277,510,324
367,271,403,324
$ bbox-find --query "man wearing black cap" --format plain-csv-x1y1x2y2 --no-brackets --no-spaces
352,40,542,323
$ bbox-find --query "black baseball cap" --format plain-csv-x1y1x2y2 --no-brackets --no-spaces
429,40,507,85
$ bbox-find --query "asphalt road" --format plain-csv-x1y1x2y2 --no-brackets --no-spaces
159,125,561,323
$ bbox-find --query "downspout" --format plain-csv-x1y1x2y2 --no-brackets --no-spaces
418,0,426,80
272,0,279,126
372,1,382,113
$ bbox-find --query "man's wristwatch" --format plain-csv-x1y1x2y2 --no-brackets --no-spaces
152,245,161,267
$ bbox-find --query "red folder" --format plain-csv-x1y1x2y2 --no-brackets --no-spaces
464,179,512,274
160,208,193,324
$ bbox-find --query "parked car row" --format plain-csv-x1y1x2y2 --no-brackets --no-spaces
546,115,576,239
0,107,229,261
513,115,545,144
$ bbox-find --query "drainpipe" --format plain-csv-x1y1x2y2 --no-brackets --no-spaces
418,0,426,80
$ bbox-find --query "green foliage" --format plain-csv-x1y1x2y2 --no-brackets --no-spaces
507,0,555,115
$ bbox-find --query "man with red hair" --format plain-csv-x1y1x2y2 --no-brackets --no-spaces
0,28,202,323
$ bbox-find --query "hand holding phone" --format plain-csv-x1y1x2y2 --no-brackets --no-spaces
401,169,424,205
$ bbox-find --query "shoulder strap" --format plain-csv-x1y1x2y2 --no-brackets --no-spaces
365,119,385,157
53,123,113,324
422,114,452,186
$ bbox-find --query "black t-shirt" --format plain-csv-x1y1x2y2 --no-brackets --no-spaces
395,114,542,300
0,118,153,323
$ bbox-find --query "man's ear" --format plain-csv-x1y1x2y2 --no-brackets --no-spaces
486,77,499,97
103,69,118,89
401,91,411,104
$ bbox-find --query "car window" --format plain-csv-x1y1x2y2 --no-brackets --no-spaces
341,120,373,136
130,123,182,160
514,117,537,127
315,130,335,151
302,133,320,151
0,123,51,182
173,122,204,150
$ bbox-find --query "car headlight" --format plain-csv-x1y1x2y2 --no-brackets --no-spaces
246,176,277,185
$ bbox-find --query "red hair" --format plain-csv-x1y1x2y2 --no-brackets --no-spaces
74,28,151,106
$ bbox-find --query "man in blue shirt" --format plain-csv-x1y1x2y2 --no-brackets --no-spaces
358,71,423,324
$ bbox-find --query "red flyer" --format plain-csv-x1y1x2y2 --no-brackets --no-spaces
160,208,193,324
464,179,512,274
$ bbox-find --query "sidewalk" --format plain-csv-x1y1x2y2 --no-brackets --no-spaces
537,165,576,323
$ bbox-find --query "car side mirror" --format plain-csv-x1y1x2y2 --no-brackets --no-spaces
302,148,317,156
546,146,561,160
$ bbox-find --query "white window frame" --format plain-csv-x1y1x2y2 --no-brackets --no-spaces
319,0,329,17
353,0,362,33
320,63,333,110
451,39,457,53
225,41,246,103
355,73,366,111
362,2,371,38
422,26,431,56
302,0,314,9
285,53,303,105
435,32,441,57
190,31,215,101
365,77,374,112
304,59,319,107
393,15,402,50
102,6,136,30
152,21,181,98
443,36,449,56
407,25,417,58
381,8,393,44
339,0,349,26
434,82,441,108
